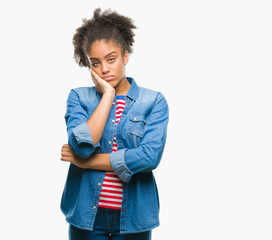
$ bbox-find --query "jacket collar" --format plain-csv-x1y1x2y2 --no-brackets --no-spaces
126,77,139,101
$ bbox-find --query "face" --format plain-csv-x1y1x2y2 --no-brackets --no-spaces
88,39,129,89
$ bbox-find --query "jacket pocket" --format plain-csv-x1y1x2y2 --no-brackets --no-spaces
129,114,146,138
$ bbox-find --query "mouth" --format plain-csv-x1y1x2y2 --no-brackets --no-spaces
102,75,115,81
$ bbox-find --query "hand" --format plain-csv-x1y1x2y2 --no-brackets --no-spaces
90,69,115,95
61,144,89,168
61,144,113,171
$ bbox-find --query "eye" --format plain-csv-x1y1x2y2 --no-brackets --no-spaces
91,62,100,67
109,58,115,63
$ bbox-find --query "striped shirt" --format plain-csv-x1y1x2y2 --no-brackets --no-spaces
98,96,125,209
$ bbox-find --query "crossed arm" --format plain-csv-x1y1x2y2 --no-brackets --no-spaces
61,69,114,171
61,70,169,178
61,144,113,171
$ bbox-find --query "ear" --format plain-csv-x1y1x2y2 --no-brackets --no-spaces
123,50,129,65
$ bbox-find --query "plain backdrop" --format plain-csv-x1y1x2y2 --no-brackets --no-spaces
0,0,271,239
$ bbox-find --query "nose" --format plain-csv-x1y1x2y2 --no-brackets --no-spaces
101,62,109,74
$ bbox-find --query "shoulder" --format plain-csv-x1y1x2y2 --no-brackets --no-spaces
69,87,100,102
138,86,167,104
71,86,97,96
66,87,101,110
134,86,168,118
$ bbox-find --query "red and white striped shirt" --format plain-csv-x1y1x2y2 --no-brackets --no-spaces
98,96,125,209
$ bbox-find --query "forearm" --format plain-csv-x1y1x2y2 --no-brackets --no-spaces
86,91,115,145
87,153,113,171
61,144,113,171
110,143,166,183
110,93,169,183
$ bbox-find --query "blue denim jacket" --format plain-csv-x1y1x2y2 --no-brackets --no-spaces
61,77,169,233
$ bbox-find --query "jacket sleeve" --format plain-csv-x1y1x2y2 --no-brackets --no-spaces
110,92,169,183
65,89,100,159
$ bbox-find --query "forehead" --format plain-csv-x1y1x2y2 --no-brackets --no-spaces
89,39,122,58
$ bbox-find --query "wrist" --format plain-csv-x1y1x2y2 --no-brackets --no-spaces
87,154,113,171
103,89,115,100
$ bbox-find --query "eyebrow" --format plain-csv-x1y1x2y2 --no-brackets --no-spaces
89,51,117,61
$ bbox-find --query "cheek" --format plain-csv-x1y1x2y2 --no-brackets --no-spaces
120,60,126,72
114,62,125,75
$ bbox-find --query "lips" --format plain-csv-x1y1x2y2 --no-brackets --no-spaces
102,75,115,81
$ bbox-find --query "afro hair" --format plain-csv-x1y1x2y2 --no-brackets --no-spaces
73,8,137,68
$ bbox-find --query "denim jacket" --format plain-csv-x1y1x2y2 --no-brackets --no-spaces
61,77,169,233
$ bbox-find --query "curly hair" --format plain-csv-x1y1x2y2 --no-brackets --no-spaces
73,8,137,68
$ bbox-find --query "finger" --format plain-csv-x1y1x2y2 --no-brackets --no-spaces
61,154,75,161
62,144,70,151
62,147,71,152
91,76,97,86
60,156,68,161
62,144,69,148
91,69,98,78
91,70,102,83
61,157,72,162
61,147,73,153
61,149,74,156
62,145,72,152
61,149,71,155
61,152,70,157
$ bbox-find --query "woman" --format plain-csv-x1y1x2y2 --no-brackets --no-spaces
60,8,169,240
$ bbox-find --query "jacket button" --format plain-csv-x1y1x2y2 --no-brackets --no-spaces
122,208,126,212
93,206,96,209
112,119,115,123
119,143,122,146
108,141,112,144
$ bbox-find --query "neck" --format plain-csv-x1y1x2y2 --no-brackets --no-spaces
115,77,131,96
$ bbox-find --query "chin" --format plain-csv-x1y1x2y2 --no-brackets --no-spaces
109,82,117,88
110,79,121,88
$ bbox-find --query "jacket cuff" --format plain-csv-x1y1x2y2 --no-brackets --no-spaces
72,122,100,148
110,149,132,183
